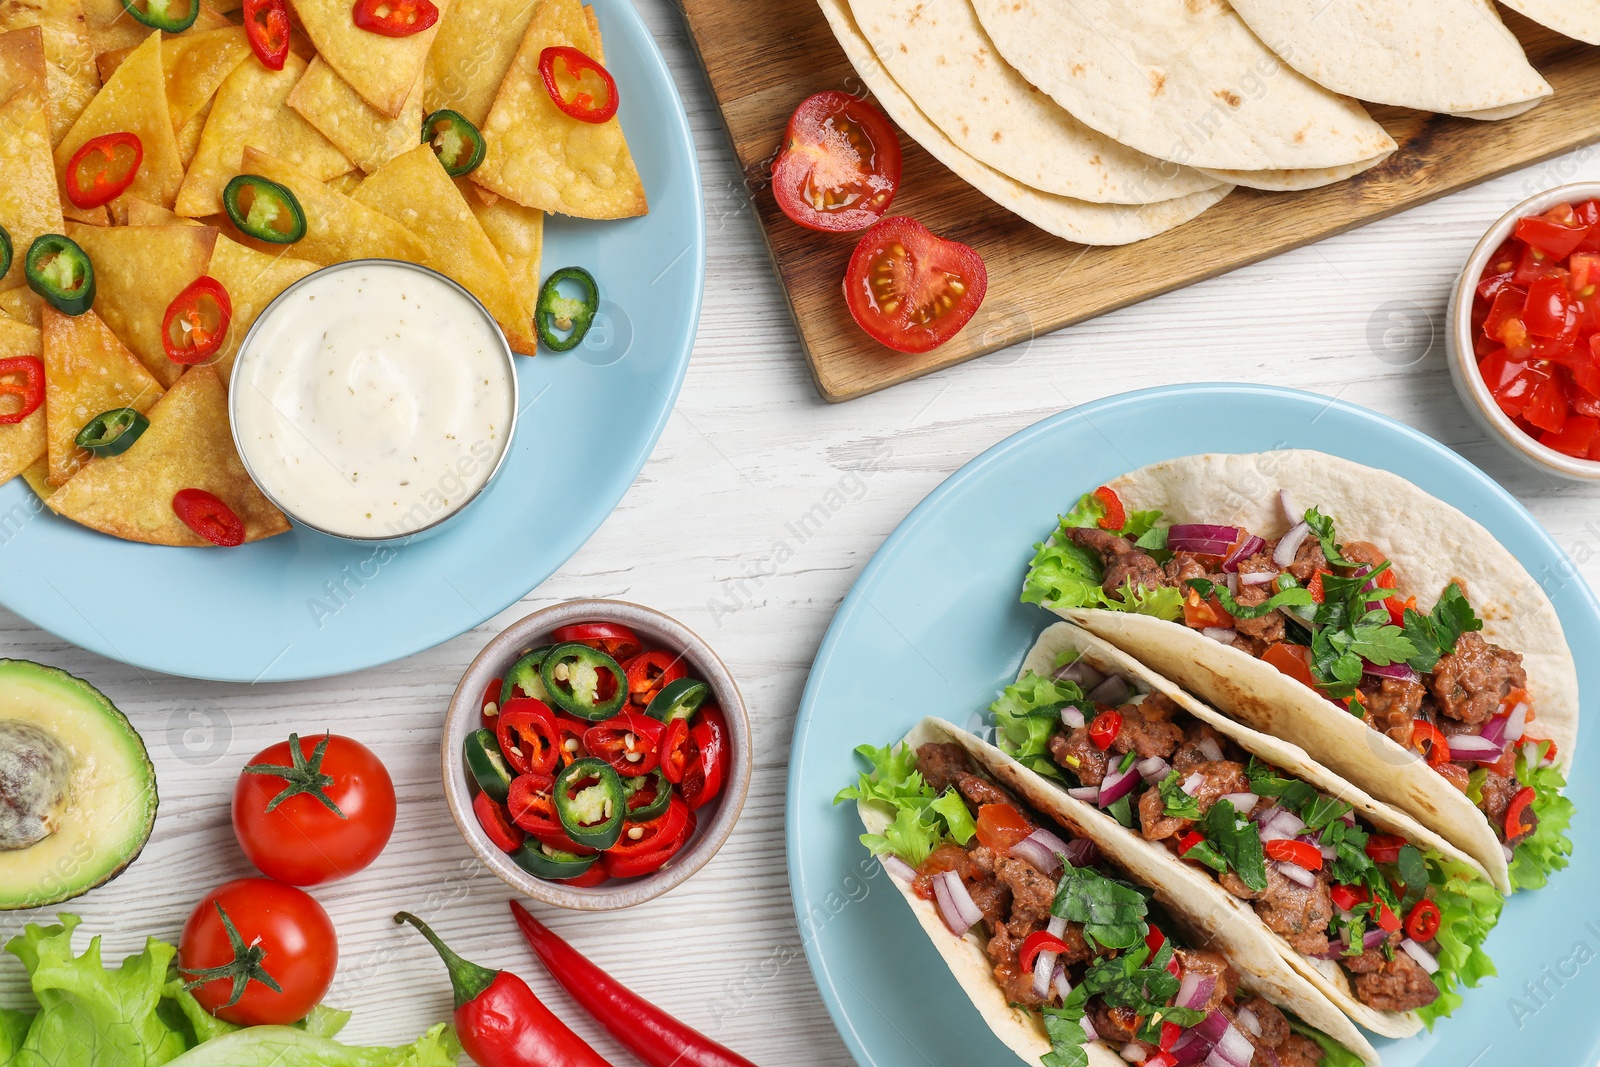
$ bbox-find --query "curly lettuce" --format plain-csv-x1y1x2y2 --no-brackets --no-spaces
1417,856,1504,1027
1022,493,1181,621
835,742,976,866
989,671,1085,778
1508,744,1575,892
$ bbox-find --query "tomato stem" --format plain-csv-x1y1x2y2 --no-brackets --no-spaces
242,732,347,816
179,902,283,1008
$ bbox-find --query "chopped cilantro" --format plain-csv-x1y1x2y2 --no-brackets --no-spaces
1300,795,1353,833
1039,1005,1090,1067
1051,864,1149,950
1303,507,1357,568
1401,584,1483,674
1186,577,1314,620
1244,758,1317,812
1198,799,1267,891
1076,943,1206,1028
1106,793,1136,828
1158,770,1201,821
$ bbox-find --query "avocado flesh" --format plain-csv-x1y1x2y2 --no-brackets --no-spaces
0,660,157,909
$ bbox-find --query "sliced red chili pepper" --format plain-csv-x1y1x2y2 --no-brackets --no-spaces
658,716,697,785
680,706,729,811
1176,830,1205,856
506,771,596,855
1410,720,1452,769
1504,785,1537,841
1364,834,1406,864
552,713,591,767
622,650,685,708
557,865,611,888
1405,899,1441,942
1017,930,1072,974
242,0,290,70
496,698,561,776
1330,884,1367,912
582,712,662,778
550,621,643,661
0,357,44,424
471,791,524,852
351,0,437,35
1087,710,1122,752
537,45,618,124
162,275,231,366
479,676,503,730
172,488,245,547
1159,1022,1182,1052
1143,925,1180,977
600,796,693,879
1092,485,1126,531
1145,1053,1178,1067
65,132,142,210
1263,838,1323,871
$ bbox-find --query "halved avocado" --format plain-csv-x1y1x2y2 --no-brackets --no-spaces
0,660,157,909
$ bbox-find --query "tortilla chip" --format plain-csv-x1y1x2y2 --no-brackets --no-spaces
174,49,352,216
236,146,427,264
175,95,205,165
423,0,539,126
19,454,50,502
289,0,447,117
0,25,47,108
122,193,180,224
324,170,360,195
0,318,44,485
49,364,289,545
64,222,218,387
80,0,228,55
474,0,645,219
286,56,424,175
201,234,316,381
98,25,246,125
0,0,98,145
352,144,534,350
0,287,40,325
460,180,541,348
0,90,64,290
55,30,184,211
41,305,162,485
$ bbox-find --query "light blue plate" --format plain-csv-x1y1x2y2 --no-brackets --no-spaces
791,384,1597,1067
0,0,704,682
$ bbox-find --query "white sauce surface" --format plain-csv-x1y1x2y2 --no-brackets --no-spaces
232,262,514,539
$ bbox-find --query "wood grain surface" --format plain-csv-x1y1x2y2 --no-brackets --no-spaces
681,1,1600,401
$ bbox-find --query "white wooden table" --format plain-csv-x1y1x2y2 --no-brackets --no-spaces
2,3,1598,1061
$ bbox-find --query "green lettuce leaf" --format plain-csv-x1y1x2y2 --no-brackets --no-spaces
1023,538,1112,612
990,670,1084,778
1416,856,1504,1028
1508,745,1575,892
161,1024,460,1067
835,743,973,866
1288,1017,1365,1067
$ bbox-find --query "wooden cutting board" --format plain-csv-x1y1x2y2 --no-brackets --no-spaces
679,1,1600,402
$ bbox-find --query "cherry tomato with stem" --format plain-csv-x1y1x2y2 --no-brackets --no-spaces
178,878,336,1026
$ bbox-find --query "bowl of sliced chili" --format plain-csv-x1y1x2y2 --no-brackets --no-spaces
442,598,751,910
1448,182,1600,482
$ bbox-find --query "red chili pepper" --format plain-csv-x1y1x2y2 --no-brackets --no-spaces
603,795,692,879
352,0,438,36
658,716,696,784
172,488,245,547
1143,925,1180,977
1087,710,1122,752
510,900,757,1067
1145,1053,1178,1067
162,275,231,365
1176,830,1205,856
558,865,611,888
583,712,663,777
621,650,686,707
65,132,142,209
398,912,612,1067
1017,930,1072,974
1092,485,1126,531
680,706,728,811
0,357,44,424
480,677,504,730
538,46,618,123
1158,1022,1181,1052
1404,899,1441,942
1504,785,1537,840
552,713,591,767
243,0,290,69
1263,838,1323,871
472,792,524,852
551,621,642,661
1364,833,1407,864
1410,720,1452,769
506,771,596,854
497,699,562,776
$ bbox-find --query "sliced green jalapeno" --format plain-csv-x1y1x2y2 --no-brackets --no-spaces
120,0,200,31
645,677,710,723
500,645,555,705
422,109,486,177
75,408,149,457
463,728,514,802
512,842,597,880
623,769,671,821
223,174,306,244
535,266,599,352
25,235,95,315
541,641,628,721
554,757,625,850
0,224,12,280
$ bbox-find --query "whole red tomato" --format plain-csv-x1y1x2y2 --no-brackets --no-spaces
178,877,337,1025
232,732,396,885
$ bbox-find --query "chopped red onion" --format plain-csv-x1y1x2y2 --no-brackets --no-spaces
1099,766,1140,808
932,871,982,935
1261,807,1306,838
1120,1041,1145,1062
1054,659,1106,690
1363,927,1388,950
1273,521,1312,568
1193,1010,1231,1043
880,856,916,884
1181,772,1205,795
1226,572,1239,598
1279,489,1301,526
1032,939,1059,999
1050,961,1073,1001
1235,1007,1261,1037
1061,705,1086,729
1068,785,1101,803
1196,736,1225,763
1239,570,1277,586
1361,659,1421,684
1201,627,1237,645
1137,756,1172,784
1249,802,1279,825
1504,702,1529,743
1009,837,1059,876
1503,843,1516,863
1274,861,1316,888
1171,1029,1207,1067
1175,972,1216,1011
1169,524,1242,555
1029,828,1072,864
1213,1024,1256,1067
1086,675,1132,707
1448,734,1506,763
1479,713,1508,748
1064,838,1099,868
1401,938,1440,974
1219,792,1259,814
1222,534,1266,572
1081,1015,1099,1043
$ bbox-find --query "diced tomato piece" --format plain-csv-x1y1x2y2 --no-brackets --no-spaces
974,803,1033,851
1262,642,1317,691
1569,253,1600,298
1477,239,1521,300
1374,899,1402,933
1525,376,1570,434
1542,415,1599,458
1481,286,1527,342
1524,275,1580,340
1330,884,1367,911
1518,214,1591,260
1182,590,1232,629
1515,242,1566,286
1365,834,1406,863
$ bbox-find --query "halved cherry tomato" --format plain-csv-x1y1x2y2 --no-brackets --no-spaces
1405,899,1441,942
974,802,1032,851
1262,642,1318,690
771,91,900,233
0,357,44,424
844,216,986,354
351,0,437,36
479,676,503,730
550,621,642,661
495,698,561,776
680,705,730,811
1364,834,1407,864
1504,785,1537,840
1264,838,1323,871
65,132,142,209
1410,719,1452,769
243,0,290,70
621,649,685,708
1093,485,1126,531
582,712,662,777
173,488,245,547
1017,931,1072,974
601,796,693,878
1087,710,1122,752
537,46,617,123
659,716,696,785
162,276,231,365
472,791,524,852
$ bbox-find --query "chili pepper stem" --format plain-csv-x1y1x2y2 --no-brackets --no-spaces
394,911,498,1009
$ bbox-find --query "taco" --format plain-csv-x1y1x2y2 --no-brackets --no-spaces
838,718,1378,1067
1020,451,1576,896
987,621,1503,1037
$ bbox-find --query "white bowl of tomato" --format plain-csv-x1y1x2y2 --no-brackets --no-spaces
1448,182,1600,481
442,599,751,910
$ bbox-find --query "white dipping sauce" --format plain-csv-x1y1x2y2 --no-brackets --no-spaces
232,262,515,539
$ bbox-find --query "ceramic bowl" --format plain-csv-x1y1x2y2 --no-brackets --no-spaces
441,599,751,909
1445,183,1600,482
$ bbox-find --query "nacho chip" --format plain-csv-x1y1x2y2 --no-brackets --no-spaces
236,146,427,264
203,234,316,381
41,305,162,485
0,0,98,144
55,30,184,210
286,56,424,175
460,181,542,349
324,171,361,195
474,0,646,219
175,95,205,165
289,0,447,118
80,0,228,55
0,87,63,289
19,454,51,502
122,193,183,224
98,26,246,125
0,317,45,485
0,287,40,325
0,26,48,109
64,221,218,387
352,144,535,351
49,364,288,545
423,0,539,126
174,50,352,216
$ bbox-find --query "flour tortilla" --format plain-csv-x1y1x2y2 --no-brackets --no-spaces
1014,622,1498,1037
968,0,1396,173
863,718,1380,1066
1227,0,1550,115
1037,451,1577,892
1501,0,1600,44
1198,155,1391,193
817,0,1232,245
842,0,1217,204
